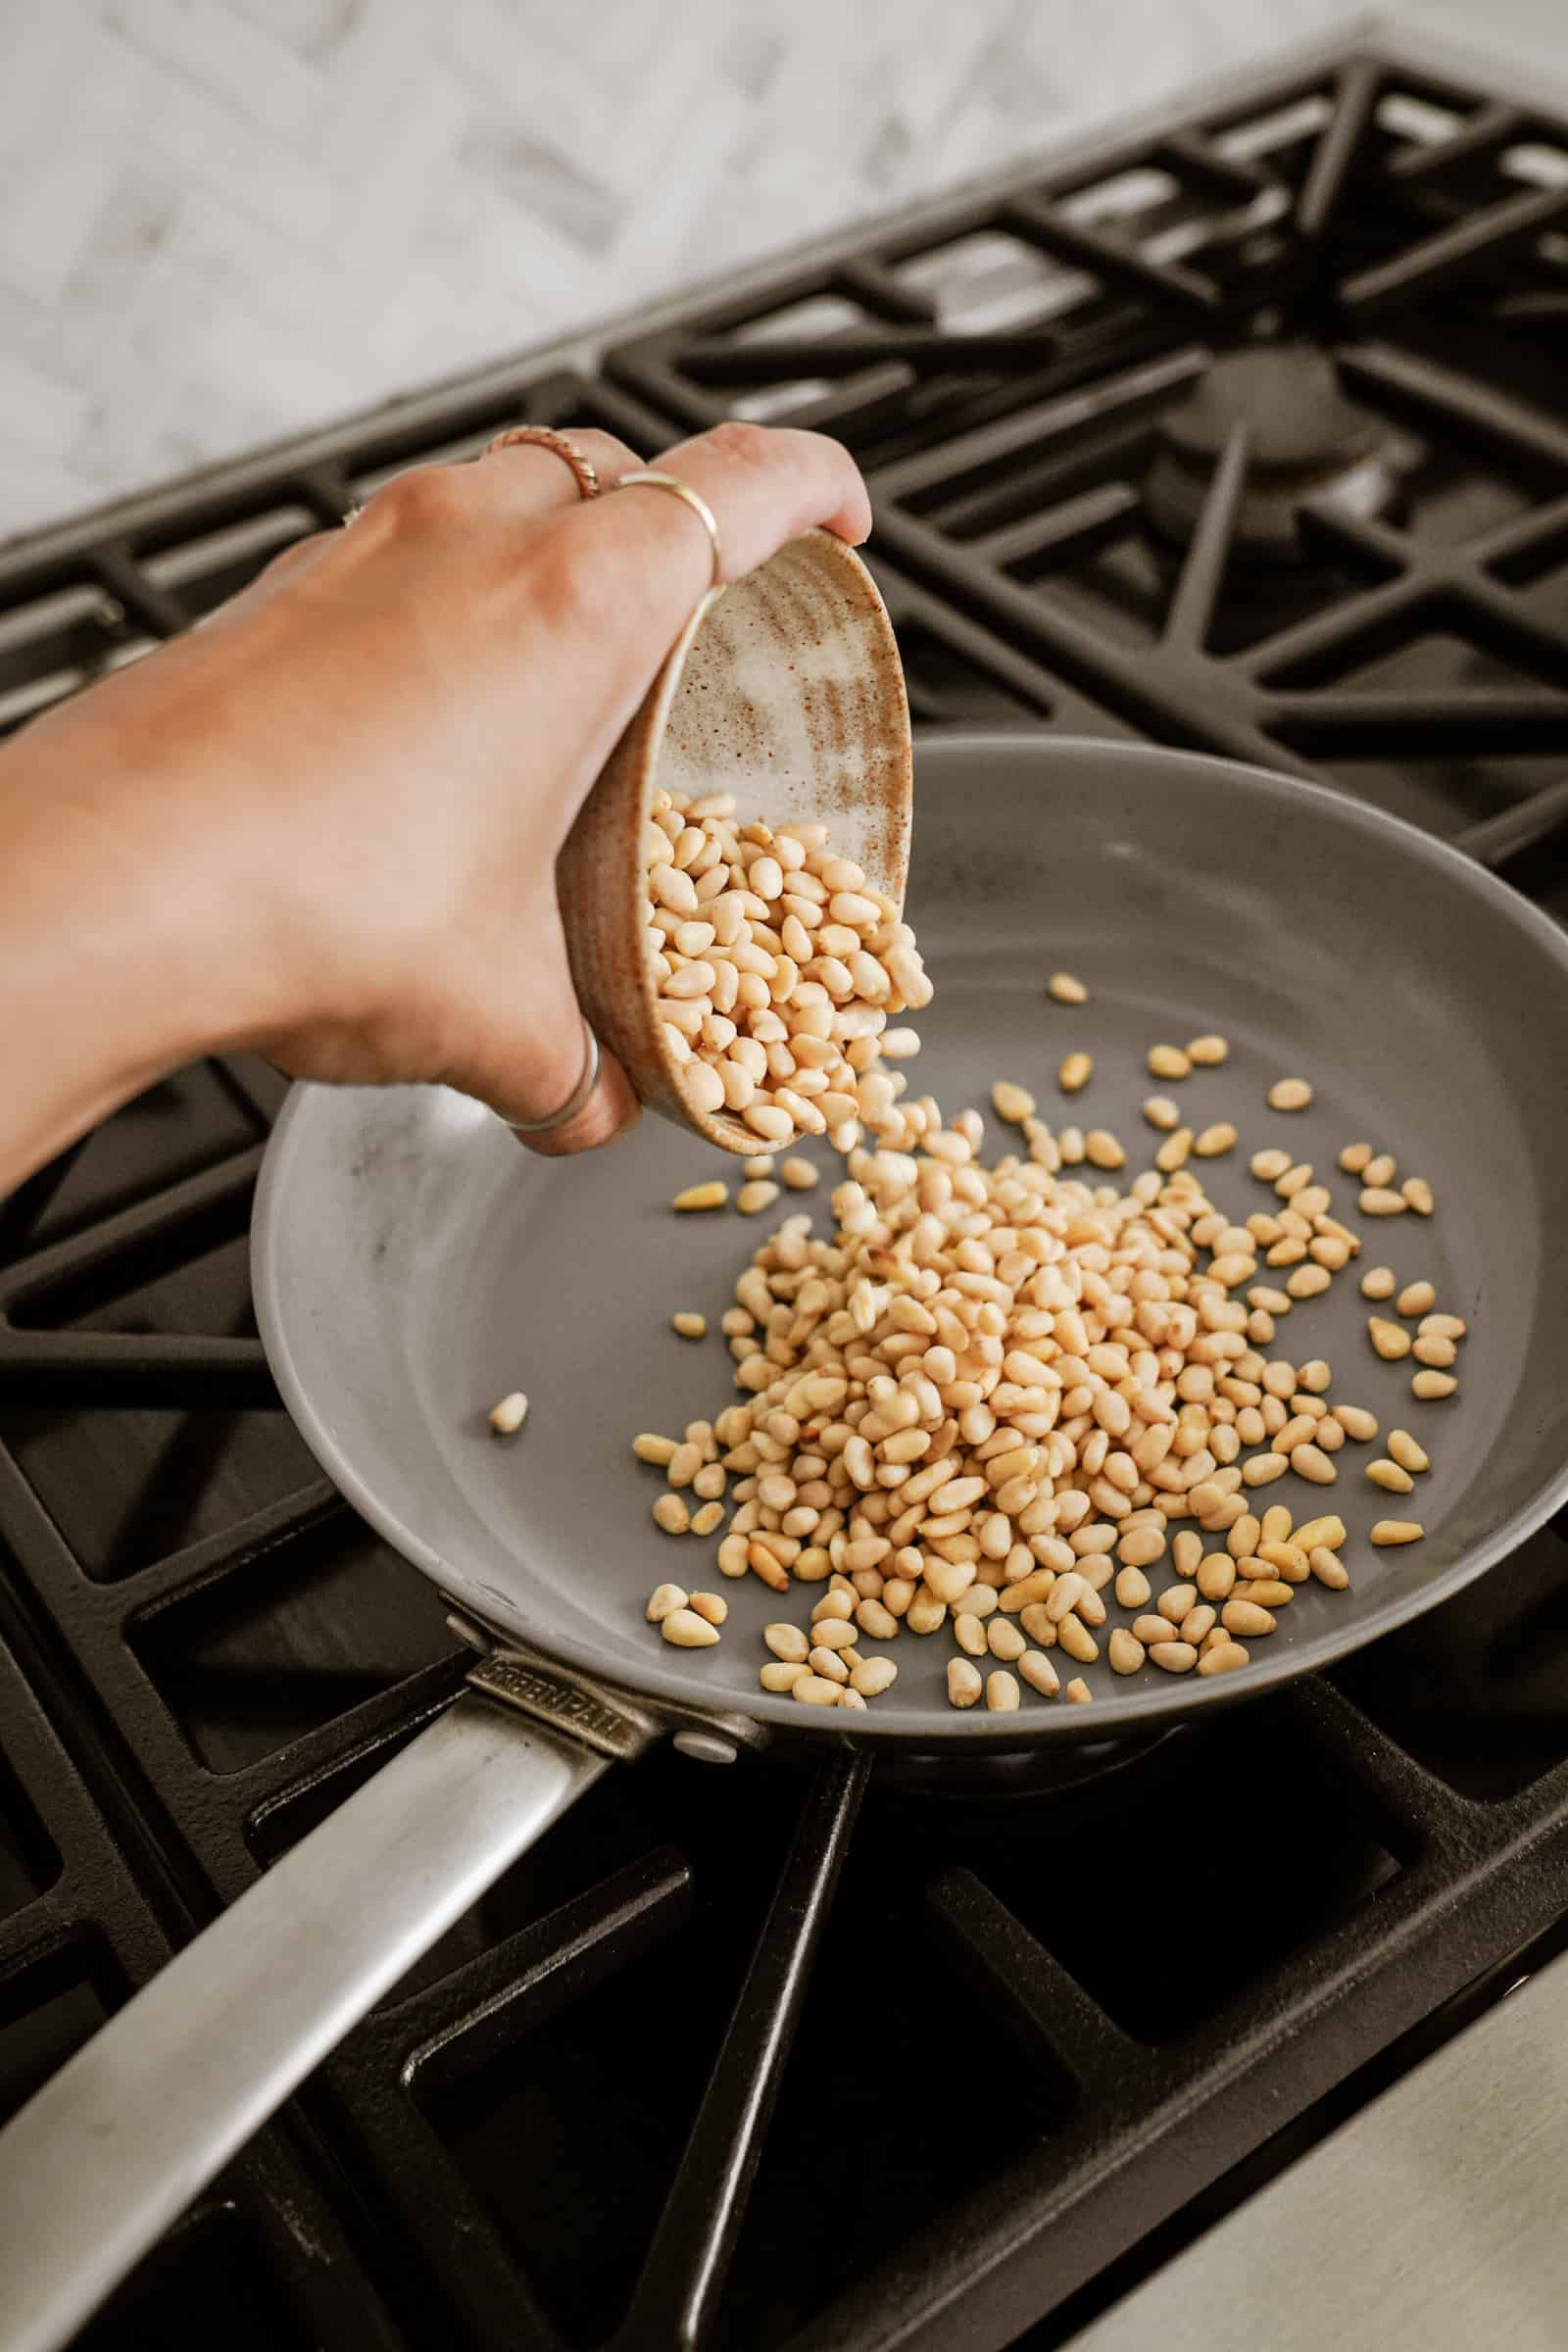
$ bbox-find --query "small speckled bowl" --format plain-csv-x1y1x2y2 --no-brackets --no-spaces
557,528,912,1154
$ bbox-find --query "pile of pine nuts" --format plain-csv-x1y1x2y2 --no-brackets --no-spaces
633,994,1470,1711
646,790,931,1149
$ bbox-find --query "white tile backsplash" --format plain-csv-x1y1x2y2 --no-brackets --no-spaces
0,0,1556,543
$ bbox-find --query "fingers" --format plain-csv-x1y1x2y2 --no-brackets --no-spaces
476,425,644,523
442,905,641,1157
597,419,872,588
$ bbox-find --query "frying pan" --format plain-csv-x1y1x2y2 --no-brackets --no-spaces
5,732,1568,2351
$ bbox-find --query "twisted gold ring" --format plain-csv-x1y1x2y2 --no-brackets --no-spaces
484,424,601,501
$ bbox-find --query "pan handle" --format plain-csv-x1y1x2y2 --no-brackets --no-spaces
0,1691,610,2352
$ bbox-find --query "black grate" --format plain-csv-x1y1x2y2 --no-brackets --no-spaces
2,34,1568,2352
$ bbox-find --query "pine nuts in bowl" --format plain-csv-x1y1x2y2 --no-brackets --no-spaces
556,528,914,1154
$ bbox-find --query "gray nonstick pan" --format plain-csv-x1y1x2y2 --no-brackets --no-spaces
5,733,1568,2352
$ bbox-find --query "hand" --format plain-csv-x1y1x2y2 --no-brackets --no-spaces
0,422,872,1192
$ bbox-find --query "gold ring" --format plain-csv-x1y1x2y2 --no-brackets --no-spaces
340,502,363,527
484,424,601,501
612,470,724,590
501,1020,602,1135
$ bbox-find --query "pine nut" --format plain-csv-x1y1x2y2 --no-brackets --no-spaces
1421,1313,1467,1340
1058,1052,1093,1093
1241,1578,1295,1606
1259,1505,1293,1545
1276,1162,1313,1197
1148,1045,1192,1080
672,1312,708,1341
1108,1628,1145,1674
1309,1546,1349,1588
948,1658,983,1708
1242,1452,1288,1487
1368,1317,1411,1360
1145,1095,1181,1130
654,1494,691,1535
634,1433,679,1466
1402,1177,1435,1215
954,1612,987,1656
760,1661,808,1691
988,1618,1027,1662
764,1623,809,1662
1359,1188,1407,1215
1293,1514,1347,1551
646,1583,688,1622
1179,1603,1217,1645
1020,1648,1060,1696
1115,1566,1152,1609
1388,1429,1430,1474
1223,1598,1275,1637
1412,1371,1458,1400
1197,1641,1250,1674
1370,1520,1425,1545
1155,1128,1194,1173
1195,1122,1237,1156
738,1179,780,1214
744,1156,775,1180
1064,1677,1093,1703
673,1181,728,1212
1368,1458,1414,1494
1396,1281,1436,1318
1360,1266,1396,1298
1332,1404,1379,1442
1290,1443,1337,1485
488,1391,528,1435
1251,1148,1293,1181
690,1502,725,1536
1268,1077,1313,1111
1412,1334,1456,1368
808,1645,849,1683
1056,1614,1099,1663
1049,972,1089,1004
1086,1129,1126,1169
662,1607,720,1647
1257,1540,1309,1581
688,1592,727,1625
851,1656,898,1696
1157,1584,1199,1623
1197,1552,1237,1600
992,1081,1036,1124
1187,1035,1230,1065
1340,1142,1372,1173
794,1673,846,1705
781,1157,819,1190
1150,1641,1197,1673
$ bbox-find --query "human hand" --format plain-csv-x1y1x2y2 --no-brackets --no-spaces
2,421,872,1186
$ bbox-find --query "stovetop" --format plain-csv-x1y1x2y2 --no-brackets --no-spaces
4,27,1568,2351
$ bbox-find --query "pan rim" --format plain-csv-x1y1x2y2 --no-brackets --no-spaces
252,732,1568,1746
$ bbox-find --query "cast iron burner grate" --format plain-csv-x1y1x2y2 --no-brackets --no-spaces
2,27,1568,2352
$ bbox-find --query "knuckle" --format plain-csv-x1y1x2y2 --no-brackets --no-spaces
373,465,471,530
703,417,776,474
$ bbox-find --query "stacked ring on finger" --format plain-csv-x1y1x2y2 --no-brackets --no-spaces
483,424,602,501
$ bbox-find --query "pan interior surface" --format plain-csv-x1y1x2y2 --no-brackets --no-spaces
253,736,1568,1743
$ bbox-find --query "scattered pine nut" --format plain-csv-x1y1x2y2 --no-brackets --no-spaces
653,1494,691,1535
672,1311,707,1340
738,1180,780,1215
688,1592,727,1625
991,1080,1036,1124
1333,1403,1379,1442
1368,1458,1414,1494
794,1673,846,1705
1370,1520,1425,1545
1421,1313,1467,1341
1115,1566,1152,1609
1223,1598,1275,1638
1388,1429,1431,1474
1197,1641,1250,1675
851,1657,898,1697
1155,1127,1193,1173
488,1391,529,1435
1402,1177,1434,1215
1187,1035,1230,1065
1360,1266,1396,1299
1363,1152,1396,1188
986,1669,1021,1711
780,1157,819,1190
1251,1148,1292,1181
1148,1044,1191,1080
1412,1370,1458,1400
1108,1628,1145,1674
690,1502,725,1537
1058,1052,1093,1093
1242,1452,1288,1487
662,1607,720,1647
1290,1443,1337,1484
1294,1514,1347,1551
633,1432,679,1465
1085,1129,1126,1169
673,1180,729,1212
760,1661,808,1691
1144,1095,1181,1130
1396,1280,1436,1318
1359,1188,1407,1216
1268,1077,1313,1111
1413,1334,1456,1368
1275,1162,1313,1197
1195,1122,1238,1156
1339,1142,1372,1173
1019,1649,1060,1697
1150,1641,1198,1673
1049,972,1088,1004
1309,1547,1349,1589
646,1583,688,1622
744,1156,775,1181
1064,1677,1093,1704
948,1657,983,1708
1368,1317,1412,1360
1286,1263,1331,1300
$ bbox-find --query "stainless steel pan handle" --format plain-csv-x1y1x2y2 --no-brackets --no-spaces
0,1690,611,2352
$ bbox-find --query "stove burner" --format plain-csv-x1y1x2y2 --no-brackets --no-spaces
1148,343,1399,562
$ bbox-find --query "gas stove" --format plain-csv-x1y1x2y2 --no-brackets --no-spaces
3,25,1568,2351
